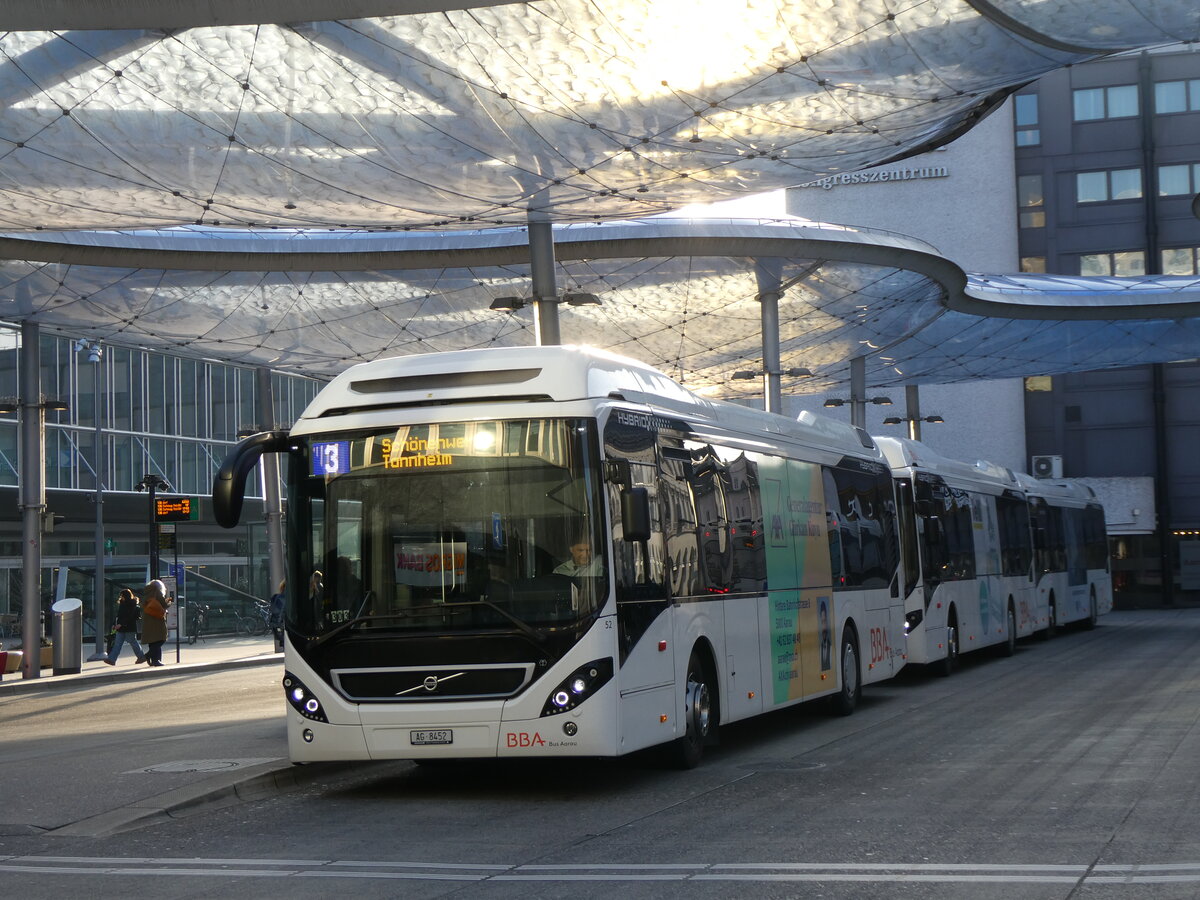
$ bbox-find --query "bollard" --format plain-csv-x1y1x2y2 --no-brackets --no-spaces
51,598,83,676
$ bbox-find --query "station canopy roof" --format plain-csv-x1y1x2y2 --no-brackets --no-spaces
0,1,1198,396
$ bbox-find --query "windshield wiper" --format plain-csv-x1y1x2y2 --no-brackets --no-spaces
467,598,547,644
306,600,549,649
306,605,447,651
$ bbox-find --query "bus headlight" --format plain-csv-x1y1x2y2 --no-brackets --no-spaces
283,672,328,723
904,610,924,634
541,658,613,717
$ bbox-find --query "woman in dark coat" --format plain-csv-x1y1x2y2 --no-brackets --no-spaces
141,579,171,667
104,588,147,665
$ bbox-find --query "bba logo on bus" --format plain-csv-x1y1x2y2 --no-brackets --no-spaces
506,732,545,747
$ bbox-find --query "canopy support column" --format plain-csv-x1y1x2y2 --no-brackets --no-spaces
906,384,923,441
755,259,783,415
19,321,44,679
850,356,867,430
528,210,560,346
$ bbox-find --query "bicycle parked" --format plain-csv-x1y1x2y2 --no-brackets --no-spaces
188,603,211,644
234,599,272,636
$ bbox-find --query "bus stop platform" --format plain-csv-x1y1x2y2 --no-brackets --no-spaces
0,634,281,696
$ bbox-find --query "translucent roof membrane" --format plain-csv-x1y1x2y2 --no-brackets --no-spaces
0,2,1197,392
0,1,1195,231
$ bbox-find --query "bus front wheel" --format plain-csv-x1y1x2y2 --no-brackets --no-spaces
935,612,959,677
999,602,1017,657
1043,597,1057,640
829,628,861,716
667,649,716,769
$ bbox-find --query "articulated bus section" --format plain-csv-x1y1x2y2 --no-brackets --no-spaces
877,437,1110,675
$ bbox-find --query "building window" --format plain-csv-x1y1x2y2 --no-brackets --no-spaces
1017,173,1044,228
1158,163,1200,196
1073,85,1138,121
1080,250,1145,277
1155,79,1200,114
1024,376,1053,392
1015,93,1039,146
1162,247,1200,275
1020,256,1046,273
1076,168,1142,203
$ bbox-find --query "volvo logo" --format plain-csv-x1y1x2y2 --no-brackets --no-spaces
395,671,465,696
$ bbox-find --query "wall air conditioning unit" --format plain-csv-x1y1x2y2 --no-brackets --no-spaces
1031,455,1063,479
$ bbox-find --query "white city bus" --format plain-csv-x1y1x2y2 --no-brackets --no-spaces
1016,473,1112,633
214,346,906,766
876,437,1041,675
877,437,1111,675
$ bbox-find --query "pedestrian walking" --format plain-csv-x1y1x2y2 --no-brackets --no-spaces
269,579,286,649
141,579,171,667
104,588,147,665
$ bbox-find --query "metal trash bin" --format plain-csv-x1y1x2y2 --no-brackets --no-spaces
51,598,83,676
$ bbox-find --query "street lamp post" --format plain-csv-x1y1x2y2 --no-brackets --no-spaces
822,395,893,430
75,340,108,661
732,367,814,415
135,473,170,580
882,414,945,440
881,384,944,441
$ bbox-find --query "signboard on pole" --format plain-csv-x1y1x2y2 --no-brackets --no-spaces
155,497,200,522
169,562,186,598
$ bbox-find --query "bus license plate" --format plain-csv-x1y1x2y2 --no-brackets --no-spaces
410,729,453,746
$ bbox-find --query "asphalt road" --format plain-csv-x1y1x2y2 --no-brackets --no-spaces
3,608,1200,899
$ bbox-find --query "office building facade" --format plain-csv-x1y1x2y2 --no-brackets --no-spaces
1015,45,1200,606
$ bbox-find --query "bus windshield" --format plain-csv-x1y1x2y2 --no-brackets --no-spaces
287,418,608,638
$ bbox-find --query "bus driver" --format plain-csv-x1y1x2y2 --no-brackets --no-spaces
553,532,603,578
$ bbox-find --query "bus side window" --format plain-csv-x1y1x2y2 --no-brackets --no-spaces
659,451,700,599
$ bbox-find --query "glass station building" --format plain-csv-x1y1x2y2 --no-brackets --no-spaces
0,323,321,640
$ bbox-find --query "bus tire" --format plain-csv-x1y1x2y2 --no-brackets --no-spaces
999,601,1017,657
1042,595,1057,640
1084,590,1098,630
934,609,959,677
829,627,861,717
666,648,717,769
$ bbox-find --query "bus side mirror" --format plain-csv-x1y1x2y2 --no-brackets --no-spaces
212,430,292,528
621,487,651,542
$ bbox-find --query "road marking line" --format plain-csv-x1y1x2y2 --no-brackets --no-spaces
5,857,1200,885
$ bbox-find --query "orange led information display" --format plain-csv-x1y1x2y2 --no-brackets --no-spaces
379,436,459,469
155,497,199,521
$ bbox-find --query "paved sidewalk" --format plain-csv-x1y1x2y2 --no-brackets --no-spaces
0,633,282,695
